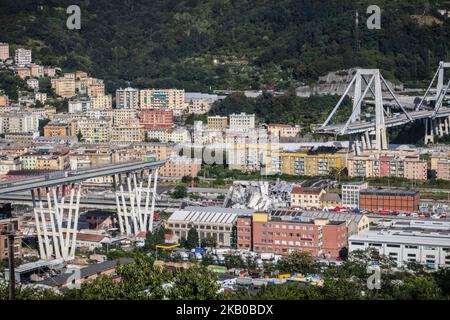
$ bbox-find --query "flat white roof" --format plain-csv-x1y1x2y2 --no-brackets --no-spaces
349,230,450,247
168,206,248,225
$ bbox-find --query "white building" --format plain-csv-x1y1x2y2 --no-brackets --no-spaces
116,87,139,109
229,113,256,132
341,182,368,209
349,220,450,269
69,98,91,113
0,112,40,134
15,48,32,66
27,78,39,90
35,92,47,104
167,206,253,247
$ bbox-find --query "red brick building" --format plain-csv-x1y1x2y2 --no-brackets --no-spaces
139,109,173,130
237,213,347,259
359,188,420,212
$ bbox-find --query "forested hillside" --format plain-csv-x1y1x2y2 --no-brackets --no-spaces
1,0,449,92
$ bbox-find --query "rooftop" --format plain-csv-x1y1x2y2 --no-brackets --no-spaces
37,258,134,287
360,188,419,196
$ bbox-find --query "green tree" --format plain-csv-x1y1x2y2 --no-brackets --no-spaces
168,266,220,300
201,235,217,249
171,185,188,199
185,227,199,249
276,251,316,275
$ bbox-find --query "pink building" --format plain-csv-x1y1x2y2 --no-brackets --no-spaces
159,157,201,177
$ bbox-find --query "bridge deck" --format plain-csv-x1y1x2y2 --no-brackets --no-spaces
0,160,166,195
316,107,450,135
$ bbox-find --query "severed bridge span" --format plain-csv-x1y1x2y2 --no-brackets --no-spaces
0,159,166,261
315,62,450,154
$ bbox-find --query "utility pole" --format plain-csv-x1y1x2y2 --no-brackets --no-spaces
7,222,16,300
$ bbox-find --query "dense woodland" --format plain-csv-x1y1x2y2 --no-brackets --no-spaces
0,0,449,92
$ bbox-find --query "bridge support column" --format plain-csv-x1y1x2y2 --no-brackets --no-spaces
114,168,159,236
32,184,81,261
424,118,435,144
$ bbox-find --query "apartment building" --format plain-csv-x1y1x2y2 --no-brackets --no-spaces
268,124,301,138
69,98,90,113
27,78,39,90
15,48,32,66
16,67,31,79
167,206,252,247
436,159,450,180
20,147,70,170
35,92,47,104
359,188,420,212
69,145,113,170
52,76,76,98
44,121,71,137
159,156,202,177
290,187,326,209
229,113,255,132
237,213,347,259
44,66,56,77
188,98,211,114
279,148,347,176
129,143,174,161
139,109,173,129
0,43,9,61
30,64,44,78
227,142,281,175
113,109,139,126
341,181,368,209
111,123,145,143
90,94,112,109
0,112,40,134
207,116,228,130
347,150,427,180
87,81,105,98
77,119,111,143
140,89,185,110
116,87,139,109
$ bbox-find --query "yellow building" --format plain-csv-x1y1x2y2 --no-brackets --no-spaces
20,148,69,170
90,94,112,109
228,143,281,175
207,116,228,130
290,187,326,209
111,124,144,143
113,109,138,126
279,150,347,176
44,122,70,137
87,82,105,98
140,89,185,110
129,143,174,161
77,119,111,143
320,193,342,207
52,77,76,98
0,95,8,107
17,67,31,79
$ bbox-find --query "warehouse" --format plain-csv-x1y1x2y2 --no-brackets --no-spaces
167,206,254,247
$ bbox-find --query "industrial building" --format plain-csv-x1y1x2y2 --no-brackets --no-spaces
167,206,254,247
349,220,450,269
359,188,420,212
